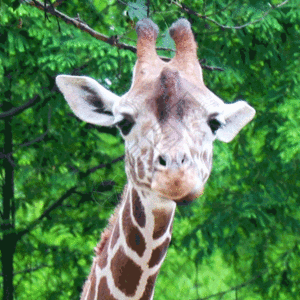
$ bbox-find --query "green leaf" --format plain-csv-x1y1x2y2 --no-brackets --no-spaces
128,0,147,20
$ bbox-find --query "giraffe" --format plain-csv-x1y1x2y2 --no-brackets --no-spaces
56,18,255,300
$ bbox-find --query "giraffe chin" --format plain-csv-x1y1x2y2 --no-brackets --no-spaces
151,175,204,205
175,187,204,206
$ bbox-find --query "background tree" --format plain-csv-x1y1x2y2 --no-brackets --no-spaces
0,0,299,299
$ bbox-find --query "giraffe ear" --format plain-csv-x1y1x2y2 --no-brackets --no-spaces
216,101,256,143
56,75,120,126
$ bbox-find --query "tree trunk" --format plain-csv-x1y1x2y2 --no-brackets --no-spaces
1,102,16,300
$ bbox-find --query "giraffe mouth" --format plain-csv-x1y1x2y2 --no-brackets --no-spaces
175,185,204,205
151,167,203,201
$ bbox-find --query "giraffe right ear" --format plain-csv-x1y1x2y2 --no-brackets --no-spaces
56,75,121,126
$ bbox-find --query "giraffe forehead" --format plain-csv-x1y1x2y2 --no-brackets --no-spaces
121,67,206,123
150,68,203,124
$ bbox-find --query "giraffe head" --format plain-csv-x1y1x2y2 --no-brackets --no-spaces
56,19,255,204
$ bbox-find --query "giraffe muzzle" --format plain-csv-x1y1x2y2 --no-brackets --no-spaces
151,166,203,201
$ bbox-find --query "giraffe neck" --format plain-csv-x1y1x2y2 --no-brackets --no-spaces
81,182,176,300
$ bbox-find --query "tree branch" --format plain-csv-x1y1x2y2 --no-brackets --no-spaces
0,264,50,277
0,95,39,119
78,155,125,180
173,0,289,30
26,0,224,71
27,0,137,52
0,107,51,159
196,249,292,300
16,156,124,240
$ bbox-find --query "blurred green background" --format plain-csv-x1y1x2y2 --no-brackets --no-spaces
1,0,300,299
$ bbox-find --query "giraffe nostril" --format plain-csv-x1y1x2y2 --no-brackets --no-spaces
158,155,167,166
177,152,190,166
181,154,186,164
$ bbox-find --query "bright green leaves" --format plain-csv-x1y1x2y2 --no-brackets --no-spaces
93,0,109,12
128,0,147,21
274,99,300,162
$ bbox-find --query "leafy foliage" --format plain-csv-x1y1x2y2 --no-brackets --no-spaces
0,0,300,299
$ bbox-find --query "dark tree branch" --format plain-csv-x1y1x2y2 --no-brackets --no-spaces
196,249,292,300
0,95,39,119
16,187,77,240
27,0,137,52
16,156,124,240
0,107,51,159
26,0,224,71
17,130,49,150
0,264,49,277
78,155,125,180
146,0,150,17
1,102,16,300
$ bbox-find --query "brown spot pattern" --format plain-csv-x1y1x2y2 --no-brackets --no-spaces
148,238,170,268
96,236,109,269
141,148,148,156
139,272,159,300
137,156,145,179
123,198,146,257
152,209,173,239
111,246,142,296
129,164,151,189
110,221,120,249
97,277,117,300
132,188,146,228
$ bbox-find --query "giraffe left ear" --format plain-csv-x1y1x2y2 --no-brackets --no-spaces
216,101,256,143
56,75,120,126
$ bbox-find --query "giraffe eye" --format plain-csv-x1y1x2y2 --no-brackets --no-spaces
208,118,222,134
116,115,135,136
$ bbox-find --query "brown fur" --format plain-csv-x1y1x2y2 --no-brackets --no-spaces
111,246,143,296
148,238,171,268
122,196,146,257
132,188,146,228
97,277,117,300
152,208,173,239
139,271,159,300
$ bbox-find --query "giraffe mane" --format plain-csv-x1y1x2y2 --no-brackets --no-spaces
94,185,128,256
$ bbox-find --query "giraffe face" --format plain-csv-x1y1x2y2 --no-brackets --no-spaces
114,67,220,203
56,18,255,204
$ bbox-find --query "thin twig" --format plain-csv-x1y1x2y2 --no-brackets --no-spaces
15,156,124,239
147,0,150,17
173,0,289,30
195,249,292,300
26,0,224,71
11,265,49,276
27,0,137,52
18,130,49,149
0,108,51,158
0,131,48,159
0,95,39,119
